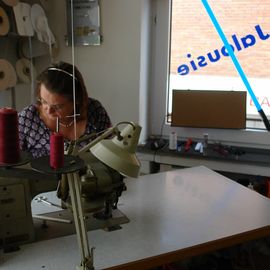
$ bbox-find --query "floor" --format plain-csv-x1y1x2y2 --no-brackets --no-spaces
151,237,270,270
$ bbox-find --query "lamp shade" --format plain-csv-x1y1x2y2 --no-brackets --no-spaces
90,123,141,178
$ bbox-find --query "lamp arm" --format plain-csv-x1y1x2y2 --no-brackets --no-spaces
74,121,136,157
77,126,117,156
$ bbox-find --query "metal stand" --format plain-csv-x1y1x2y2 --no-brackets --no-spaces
67,172,94,270
31,155,94,270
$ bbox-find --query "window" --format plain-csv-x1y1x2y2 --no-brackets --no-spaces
150,0,270,148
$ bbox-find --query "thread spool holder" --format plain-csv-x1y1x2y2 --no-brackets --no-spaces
31,155,94,270
0,151,30,167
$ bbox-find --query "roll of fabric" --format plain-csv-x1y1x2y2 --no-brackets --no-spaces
13,2,34,36
15,58,36,83
31,4,55,45
0,59,17,91
2,0,19,6
0,6,10,36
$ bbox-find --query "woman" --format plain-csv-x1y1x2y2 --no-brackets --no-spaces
18,61,111,158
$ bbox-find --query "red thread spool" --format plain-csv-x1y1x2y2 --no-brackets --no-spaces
0,107,20,164
50,132,64,169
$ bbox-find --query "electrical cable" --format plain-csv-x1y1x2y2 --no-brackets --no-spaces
68,2,92,267
153,114,169,164
28,36,35,103
70,0,78,142
160,114,168,138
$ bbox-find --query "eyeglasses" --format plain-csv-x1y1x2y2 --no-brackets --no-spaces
37,97,65,112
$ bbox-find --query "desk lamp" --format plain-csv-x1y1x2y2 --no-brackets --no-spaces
78,121,141,177
71,121,142,270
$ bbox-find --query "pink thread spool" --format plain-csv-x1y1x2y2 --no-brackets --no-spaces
50,132,64,169
0,107,20,164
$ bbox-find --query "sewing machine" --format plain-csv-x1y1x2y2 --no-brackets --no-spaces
0,122,141,255
0,153,124,250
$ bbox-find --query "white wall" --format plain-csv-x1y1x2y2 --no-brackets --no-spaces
48,0,151,142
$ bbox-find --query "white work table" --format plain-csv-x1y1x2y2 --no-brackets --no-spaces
1,166,270,270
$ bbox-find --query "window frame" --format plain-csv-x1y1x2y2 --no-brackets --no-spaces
149,0,270,149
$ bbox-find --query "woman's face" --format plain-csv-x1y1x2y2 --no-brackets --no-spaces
38,84,74,121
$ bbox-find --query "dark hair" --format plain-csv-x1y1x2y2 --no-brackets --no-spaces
36,61,89,120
